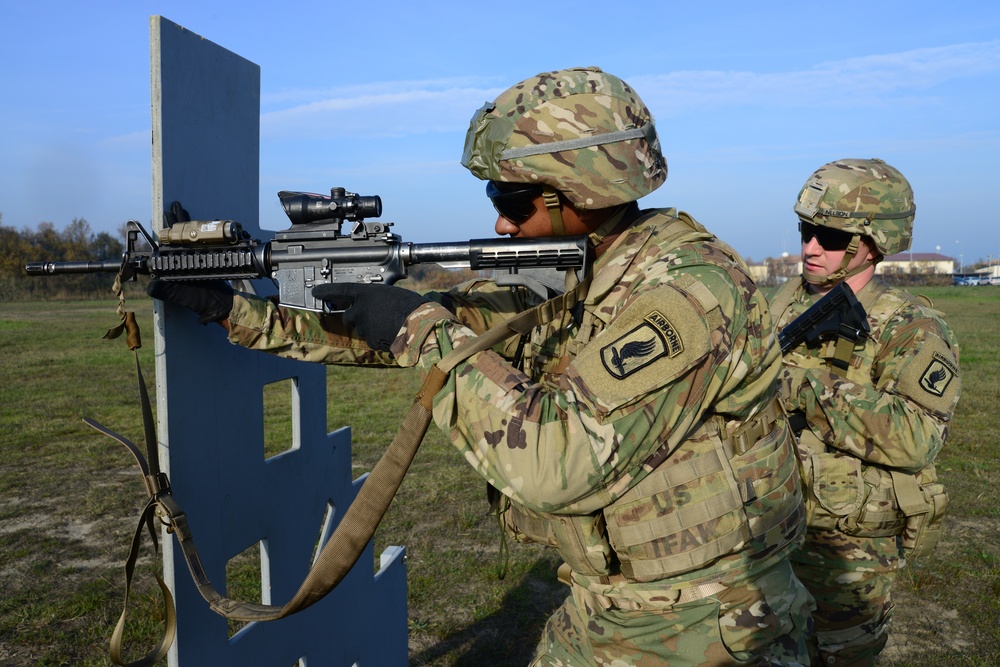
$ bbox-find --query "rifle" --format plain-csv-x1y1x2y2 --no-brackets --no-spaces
25,187,589,309
777,281,870,371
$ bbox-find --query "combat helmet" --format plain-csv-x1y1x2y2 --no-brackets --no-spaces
461,67,666,234
794,158,915,285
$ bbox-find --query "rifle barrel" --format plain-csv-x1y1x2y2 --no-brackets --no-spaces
24,259,123,276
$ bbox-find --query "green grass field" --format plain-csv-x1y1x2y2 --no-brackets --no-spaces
1,287,998,665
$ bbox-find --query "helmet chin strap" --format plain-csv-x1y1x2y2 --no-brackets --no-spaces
542,187,566,236
803,234,880,287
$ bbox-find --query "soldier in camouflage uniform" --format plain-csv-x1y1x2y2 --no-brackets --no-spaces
770,159,961,666
150,67,812,665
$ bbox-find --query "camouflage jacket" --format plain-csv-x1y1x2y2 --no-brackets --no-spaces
227,209,804,588
772,277,960,537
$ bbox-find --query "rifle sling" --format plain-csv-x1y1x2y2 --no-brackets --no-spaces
96,277,590,660
830,334,855,373
91,304,176,667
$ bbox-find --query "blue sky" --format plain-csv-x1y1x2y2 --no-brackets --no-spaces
1,1,998,265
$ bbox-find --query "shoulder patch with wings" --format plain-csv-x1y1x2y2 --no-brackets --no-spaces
600,310,684,379
919,352,957,397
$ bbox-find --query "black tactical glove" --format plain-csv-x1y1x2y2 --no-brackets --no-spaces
148,201,234,324
147,279,234,324
164,200,191,225
312,283,430,352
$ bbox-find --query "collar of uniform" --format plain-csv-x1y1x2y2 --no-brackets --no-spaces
855,276,888,312
584,209,661,308
587,203,633,249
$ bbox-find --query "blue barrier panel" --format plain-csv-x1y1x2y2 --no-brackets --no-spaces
150,16,408,666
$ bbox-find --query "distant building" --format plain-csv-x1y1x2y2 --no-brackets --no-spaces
971,263,1000,280
877,252,954,275
747,254,802,285
746,263,769,284
747,251,958,286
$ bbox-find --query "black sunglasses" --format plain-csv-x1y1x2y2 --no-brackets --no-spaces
799,221,854,251
486,181,544,223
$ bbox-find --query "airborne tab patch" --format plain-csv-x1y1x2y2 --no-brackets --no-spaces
896,336,961,417
919,352,957,397
572,286,711,414
600,310,683,379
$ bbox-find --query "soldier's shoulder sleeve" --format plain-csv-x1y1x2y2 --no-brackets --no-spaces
569,281,714,416
880,303,961,420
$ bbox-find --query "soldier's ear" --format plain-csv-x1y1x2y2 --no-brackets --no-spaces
861,237,879,262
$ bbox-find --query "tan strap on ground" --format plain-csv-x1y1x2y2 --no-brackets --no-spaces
96,276,591,660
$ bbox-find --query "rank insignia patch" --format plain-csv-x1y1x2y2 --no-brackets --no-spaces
919,352,957,397
601,310,683,379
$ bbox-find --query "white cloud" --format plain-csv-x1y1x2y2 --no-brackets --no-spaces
261,77,495,106
99,130,148,151
630,41,1000,115
257,41,1000,141
261,78,503,139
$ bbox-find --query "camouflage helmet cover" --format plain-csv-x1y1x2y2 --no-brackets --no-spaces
794,158,915,255
461,67,667,209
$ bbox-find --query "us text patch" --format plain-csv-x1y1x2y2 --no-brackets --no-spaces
600,310,683,379
919,352,957,397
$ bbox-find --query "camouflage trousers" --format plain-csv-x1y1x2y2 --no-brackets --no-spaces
790,530,903,667
529,558,813,667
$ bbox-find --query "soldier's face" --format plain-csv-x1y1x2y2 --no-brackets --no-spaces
493,194,591,239
802,231,876,282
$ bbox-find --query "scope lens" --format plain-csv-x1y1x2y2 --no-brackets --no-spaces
355,196,382,218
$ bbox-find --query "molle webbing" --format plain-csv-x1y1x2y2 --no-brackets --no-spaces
513,397,800,584
606,398,799,582
607,441,748,581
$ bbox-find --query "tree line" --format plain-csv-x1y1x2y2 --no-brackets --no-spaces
0,215,138,301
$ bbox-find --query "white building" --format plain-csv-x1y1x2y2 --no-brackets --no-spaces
877,252,955,275
748,252,958,285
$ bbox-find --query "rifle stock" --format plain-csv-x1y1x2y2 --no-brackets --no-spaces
777,282,871,366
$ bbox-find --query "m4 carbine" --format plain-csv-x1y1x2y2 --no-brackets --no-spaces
778,281,871,370
25,187,589,310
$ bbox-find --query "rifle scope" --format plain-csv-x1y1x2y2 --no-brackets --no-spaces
279,187,382,225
